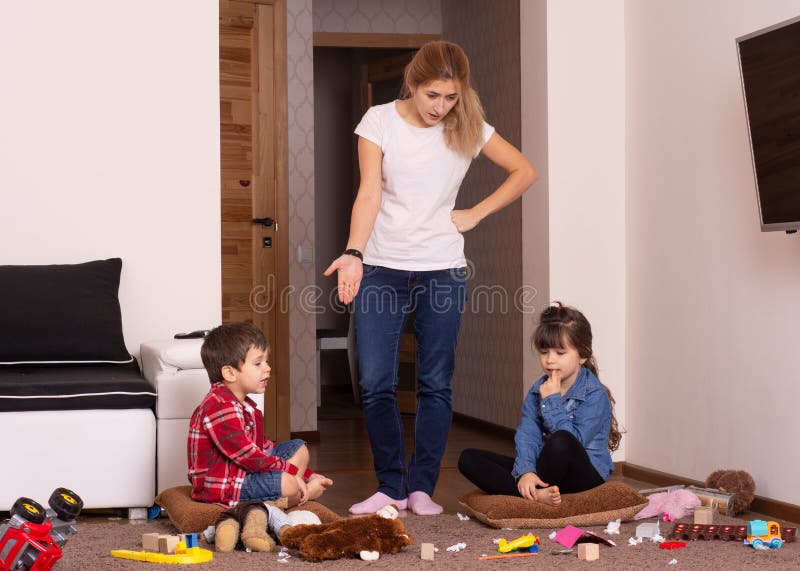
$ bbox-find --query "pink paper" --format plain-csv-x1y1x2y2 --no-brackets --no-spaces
553,525,584,548
554,525,616,549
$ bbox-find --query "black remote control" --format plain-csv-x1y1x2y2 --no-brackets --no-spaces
174,330,210,339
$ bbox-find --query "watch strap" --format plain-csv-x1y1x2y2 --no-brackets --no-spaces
343,248,363,261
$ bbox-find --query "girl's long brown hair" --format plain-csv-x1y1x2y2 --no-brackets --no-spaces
399,41,486,157
533,302,623,451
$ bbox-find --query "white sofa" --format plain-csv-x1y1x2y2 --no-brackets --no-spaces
140,338,264,493
0,396,156,511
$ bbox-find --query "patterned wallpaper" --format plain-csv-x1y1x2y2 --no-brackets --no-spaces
312,0,441,33
286,0,317,432
443,0,525,429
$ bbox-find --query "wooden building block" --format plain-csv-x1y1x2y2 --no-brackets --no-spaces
694,506,714,524
421,543,435,560
578,543,599,561
158,535,180,554
141,533,160,552
182,533,199,548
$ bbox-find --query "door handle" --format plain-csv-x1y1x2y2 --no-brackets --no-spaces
252,217,275,228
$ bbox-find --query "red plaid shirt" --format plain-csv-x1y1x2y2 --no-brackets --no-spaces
188,383,290,506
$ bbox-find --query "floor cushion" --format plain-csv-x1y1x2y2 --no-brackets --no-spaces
155,486,338,533
458,481,648,529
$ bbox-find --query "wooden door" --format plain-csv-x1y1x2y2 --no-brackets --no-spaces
219,0,290,441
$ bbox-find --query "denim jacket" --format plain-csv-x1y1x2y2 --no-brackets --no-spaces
512,367,613,481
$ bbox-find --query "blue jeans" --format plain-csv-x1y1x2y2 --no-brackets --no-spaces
355,265,467,498
239,438,306,501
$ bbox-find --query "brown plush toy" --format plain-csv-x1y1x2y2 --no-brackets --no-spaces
279,511,413,562
214,501,275,553
705,469,756,515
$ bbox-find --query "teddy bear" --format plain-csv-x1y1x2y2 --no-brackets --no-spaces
213,501,275,553
212,501,326,553
705,469,756,514
278,506,413,562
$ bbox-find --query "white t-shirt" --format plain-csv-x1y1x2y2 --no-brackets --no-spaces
354,101,495,271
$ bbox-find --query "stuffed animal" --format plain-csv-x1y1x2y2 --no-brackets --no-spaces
705,469,756,514
214,501,275,553
634,489,701,521
279,507,413,562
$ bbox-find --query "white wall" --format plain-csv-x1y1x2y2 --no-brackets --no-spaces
626,0,800,505
521,0,550,405
0,0,221,353
545,0,627,459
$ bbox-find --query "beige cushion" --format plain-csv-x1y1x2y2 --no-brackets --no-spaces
458,481,648,529
155,485,339,533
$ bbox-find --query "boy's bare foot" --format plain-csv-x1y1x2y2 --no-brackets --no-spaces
305,475,333,501
534,485,561,506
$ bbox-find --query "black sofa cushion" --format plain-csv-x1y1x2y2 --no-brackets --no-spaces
0,361,155,412
0,258,132,364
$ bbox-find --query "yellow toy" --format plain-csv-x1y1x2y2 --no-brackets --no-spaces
111,540,214,564
497,533,540,554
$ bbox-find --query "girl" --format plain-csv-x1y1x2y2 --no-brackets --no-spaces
458,303,622,505
324,41,537,515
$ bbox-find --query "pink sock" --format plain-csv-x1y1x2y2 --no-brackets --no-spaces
408,491,442,515
349,492,407,514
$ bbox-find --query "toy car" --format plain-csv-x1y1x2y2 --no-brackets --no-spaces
0,488,83,571
744,519,783,549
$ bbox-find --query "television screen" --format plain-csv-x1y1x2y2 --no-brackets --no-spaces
737,15,800,232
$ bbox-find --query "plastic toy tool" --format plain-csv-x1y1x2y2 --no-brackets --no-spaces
0,488,83,571
111,544,213,565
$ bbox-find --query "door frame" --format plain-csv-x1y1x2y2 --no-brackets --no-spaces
313,32,439,49
220,0,290,442
261,0,290,443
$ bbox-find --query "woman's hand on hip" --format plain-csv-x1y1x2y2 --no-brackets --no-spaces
451,208,481,233
323,254,363,304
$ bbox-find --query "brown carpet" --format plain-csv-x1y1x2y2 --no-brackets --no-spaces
55,514,800,571
57,511,800,569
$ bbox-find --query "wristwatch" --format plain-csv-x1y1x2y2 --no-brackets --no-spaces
343,248,363,261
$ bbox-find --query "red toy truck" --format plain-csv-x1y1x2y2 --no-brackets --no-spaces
0,488,83,571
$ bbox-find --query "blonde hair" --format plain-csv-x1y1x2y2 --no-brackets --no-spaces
399,41,485,157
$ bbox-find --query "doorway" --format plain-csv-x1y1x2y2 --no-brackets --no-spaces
313,45,422,416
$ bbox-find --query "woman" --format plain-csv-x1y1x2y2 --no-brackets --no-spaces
324,41,537,515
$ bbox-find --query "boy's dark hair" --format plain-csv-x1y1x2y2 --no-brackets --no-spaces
201,322,269,383
533,302,623,451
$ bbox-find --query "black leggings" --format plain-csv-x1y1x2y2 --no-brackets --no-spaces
458,430,605,496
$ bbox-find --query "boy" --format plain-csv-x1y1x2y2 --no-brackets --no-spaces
188,322,332,507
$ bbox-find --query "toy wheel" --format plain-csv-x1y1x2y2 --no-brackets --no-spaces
11,497,47,524
752,538,764,549
770,538,782,549
49,487,83,521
